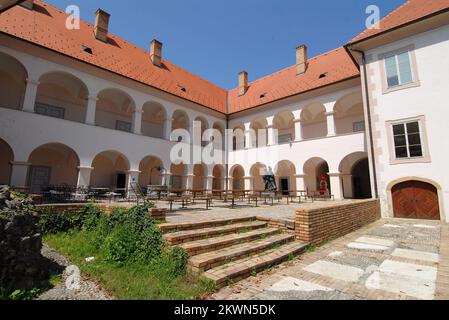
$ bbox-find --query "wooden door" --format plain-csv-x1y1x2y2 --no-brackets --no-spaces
392,181,440,220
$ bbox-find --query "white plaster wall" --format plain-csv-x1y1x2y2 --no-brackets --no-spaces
365,24,449,222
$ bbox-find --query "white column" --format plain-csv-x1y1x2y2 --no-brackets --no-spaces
227,177,233,191
10,161,31,188
243,176,253,191
326,111,336,137
185,165,194,190
328,173,343,200
132,109,143,135
85,96,98,125
77,166,94,187
162,171,172,187
295,174,306,191
244,123,253,149
126,170,141,192
164,117,172,141
22,79,40,113
206,175,214,192
294,119,303,142
267,125,276,146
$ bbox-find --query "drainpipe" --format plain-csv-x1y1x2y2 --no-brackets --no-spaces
349,47,379,198
225,92,230,191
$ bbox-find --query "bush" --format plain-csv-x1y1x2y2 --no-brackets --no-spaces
135,224,164,262
103,223,139,263
126,204,156,233
38,209,83,234
166,246,189,277
79,203,103,231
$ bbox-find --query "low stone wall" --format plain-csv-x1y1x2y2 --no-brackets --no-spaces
295,199,381,245
36,203,121,214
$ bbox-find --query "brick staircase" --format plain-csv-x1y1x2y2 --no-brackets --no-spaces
160,217,309,287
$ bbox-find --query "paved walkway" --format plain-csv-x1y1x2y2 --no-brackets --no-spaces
211,218,449,300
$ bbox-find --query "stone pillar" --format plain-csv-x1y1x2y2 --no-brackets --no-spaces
132,109,143,135
10,161,31,188
185,174,194,190
126,170,141,195
85,95,98,125
267,125,276,146
164,117,172,141
22,79,40,113
294,119,303,142
295,174,306,191
226,177,233,191
77,166,94,187
326,111,336,137
244,123,253,149
328,173,343,200
243,176,253,191
341,174,353,199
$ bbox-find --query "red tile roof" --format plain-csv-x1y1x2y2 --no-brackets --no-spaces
228,47,360,113
349,0,449,44
0,0,228,112
0,1,360,114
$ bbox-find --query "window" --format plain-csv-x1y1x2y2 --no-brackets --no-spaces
385,51,413,88
392,121,423,159
278,134,292,144
115,120,132,133
353,121,365,133
34,103,65,119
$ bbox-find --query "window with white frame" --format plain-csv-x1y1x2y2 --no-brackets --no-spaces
392,121,423,159
384,50,414,88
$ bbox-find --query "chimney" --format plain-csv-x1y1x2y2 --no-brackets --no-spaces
296,45,308,75
150,39,163,67
94,9,110,42
238,71,248,96
20,0,34,10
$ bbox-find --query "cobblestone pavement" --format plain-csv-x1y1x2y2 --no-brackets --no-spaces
211,219,449,300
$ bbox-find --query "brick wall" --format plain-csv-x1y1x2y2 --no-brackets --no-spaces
295,199,381,245
36,203,116,214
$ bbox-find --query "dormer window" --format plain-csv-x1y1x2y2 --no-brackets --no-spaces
82,45,93,54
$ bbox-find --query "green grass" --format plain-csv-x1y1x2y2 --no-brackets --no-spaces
44,230,215,300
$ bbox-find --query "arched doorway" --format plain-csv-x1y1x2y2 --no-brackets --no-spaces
0,52,27,110
142,102,166,139
275,160,296,195
212,165,224,191
303,157,330,195
273,111,295,144
230,165,244,191
28,143,80,193
139,156,163,187
339,152,371,199
392,180,440,220
0,138,14,185
250,162,268,192
170,163,185,190
193,163,206,190
91,150,130,191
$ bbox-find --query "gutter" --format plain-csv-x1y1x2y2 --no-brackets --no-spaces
348,47,379,198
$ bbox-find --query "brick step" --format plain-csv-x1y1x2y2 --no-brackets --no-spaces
159,216,256,234
203,241,309,287
181,227,281,256
189,233,295,274
163,220,268,245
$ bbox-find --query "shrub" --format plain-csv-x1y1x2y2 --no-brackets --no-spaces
39,209,83,234
135,224,164,262
79,203,103,231
166,246,189,277
103,223,139,263
125,204,156,233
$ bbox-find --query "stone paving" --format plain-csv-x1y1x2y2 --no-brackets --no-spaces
211,219,449,300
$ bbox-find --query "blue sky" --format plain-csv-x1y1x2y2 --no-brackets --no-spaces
45,0,405,89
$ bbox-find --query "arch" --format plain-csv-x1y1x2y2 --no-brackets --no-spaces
27,143,80,193
274,160,297,194
170,162,185,189
230,165,245,191
250,118,268,147
334,92,365,135
36,71,89,123
250,162,268,192
95,88,136,132
212,122,225,149
303,157,330,195
193,163,206,190
172,109,190,131
212,164,224,191
142,101,166,139
388,178,442,220
0,138,14,185
339,152,371,199
90,150,130,190
0,51,28,110
195,116,209,146
300,103,327,139
232,123,245,151
139,156,164,187
273,110,295,144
